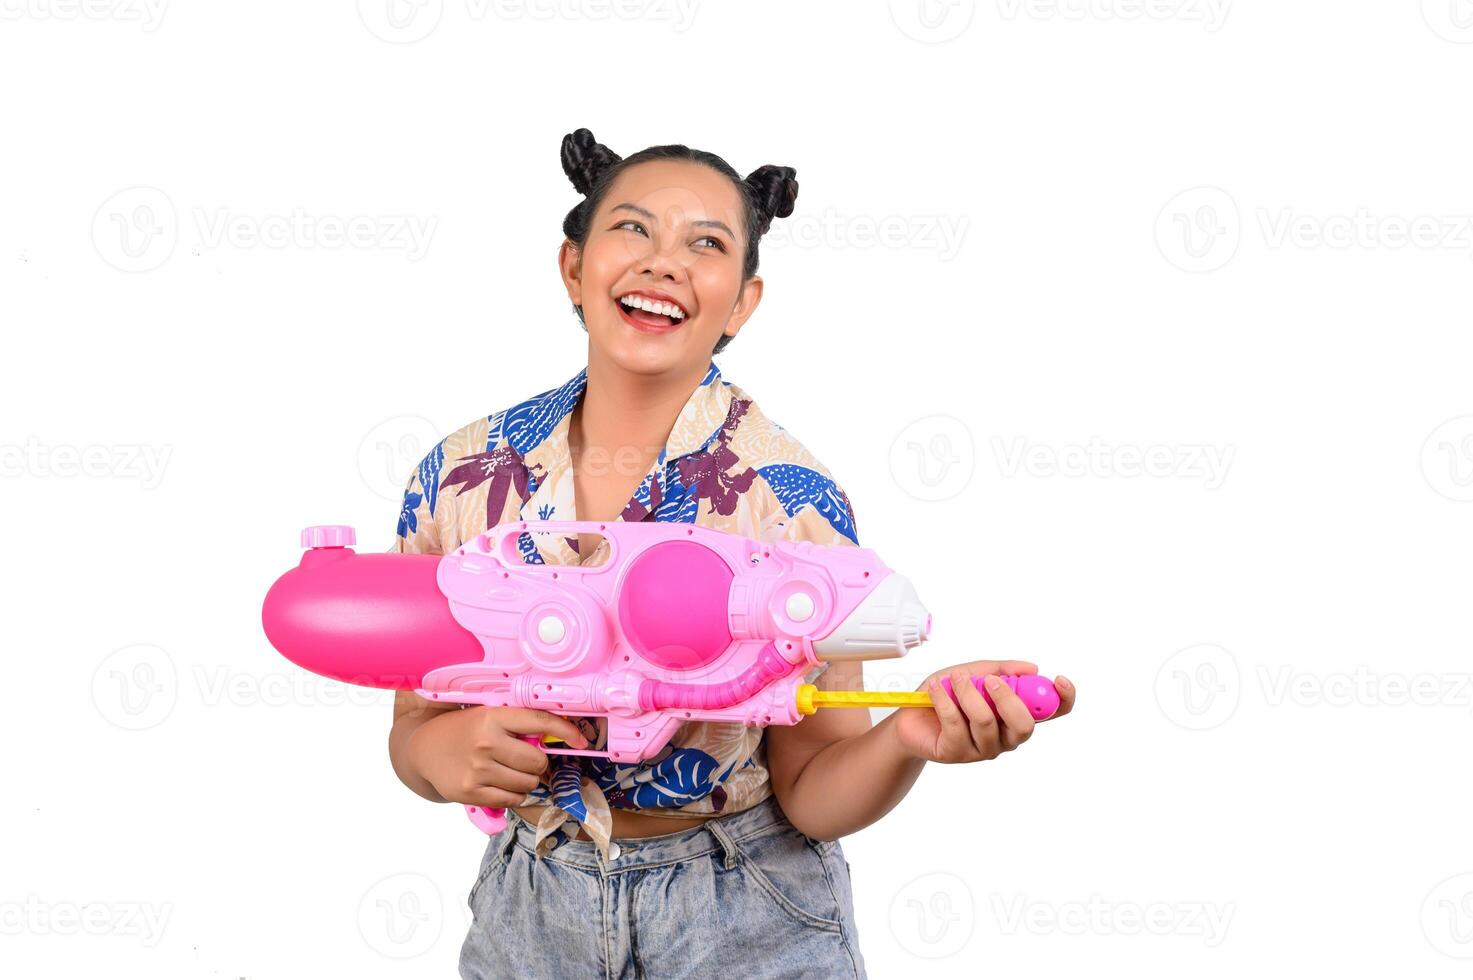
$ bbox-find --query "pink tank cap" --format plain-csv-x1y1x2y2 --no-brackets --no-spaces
301,524,356,549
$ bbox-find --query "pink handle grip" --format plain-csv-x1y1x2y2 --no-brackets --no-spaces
463,734,546,835
464,803,511,835
940,673,1060,720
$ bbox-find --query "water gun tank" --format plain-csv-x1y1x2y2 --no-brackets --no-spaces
261,526,483,689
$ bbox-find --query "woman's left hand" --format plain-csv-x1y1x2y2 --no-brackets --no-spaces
891,660,1075,763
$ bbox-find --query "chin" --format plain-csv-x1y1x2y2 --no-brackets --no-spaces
592,321,709,376
605,344,690,377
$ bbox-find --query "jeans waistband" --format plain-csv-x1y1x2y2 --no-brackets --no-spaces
502,794,792,872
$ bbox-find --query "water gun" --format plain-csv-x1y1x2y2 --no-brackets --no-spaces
261,521,1060,833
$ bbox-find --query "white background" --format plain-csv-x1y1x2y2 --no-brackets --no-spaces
3,1,1472,977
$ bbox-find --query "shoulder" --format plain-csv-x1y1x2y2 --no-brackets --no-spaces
724,383,860,546
404,372,575,516
417,370,582,491
724,385,833,476
394,413,484,536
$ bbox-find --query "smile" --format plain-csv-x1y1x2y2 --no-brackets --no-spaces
616,291,688,332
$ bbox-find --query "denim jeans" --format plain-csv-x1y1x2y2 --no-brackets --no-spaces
459,794,867,979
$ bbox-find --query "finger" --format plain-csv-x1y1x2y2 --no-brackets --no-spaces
957,659,1039,678
1049,676,1076,718
493,731,557,775
498,708,591,748
459,783,528,811
928,676,974,759
996,660,1039,677
471,758,545,795
948,669,1007,751
984,675,1036,748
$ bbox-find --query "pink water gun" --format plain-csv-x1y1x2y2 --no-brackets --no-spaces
262,521,1059,833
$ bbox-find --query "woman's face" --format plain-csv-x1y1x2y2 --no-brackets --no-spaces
560,159,763,378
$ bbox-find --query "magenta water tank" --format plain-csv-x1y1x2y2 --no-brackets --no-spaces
261,527,483,690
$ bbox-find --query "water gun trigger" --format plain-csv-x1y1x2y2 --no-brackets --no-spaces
520,731,612,759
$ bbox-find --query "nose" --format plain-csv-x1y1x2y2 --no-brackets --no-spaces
636,244,687,281
628,220,692,281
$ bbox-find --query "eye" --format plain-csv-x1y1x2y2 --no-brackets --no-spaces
694,236,726,252
615,220,648,236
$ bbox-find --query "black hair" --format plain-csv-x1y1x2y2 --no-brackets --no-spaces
559,127,798,355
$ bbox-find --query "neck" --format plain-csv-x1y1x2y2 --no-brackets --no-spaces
572,350,710,462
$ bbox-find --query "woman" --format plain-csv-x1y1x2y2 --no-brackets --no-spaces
387,129,1075,979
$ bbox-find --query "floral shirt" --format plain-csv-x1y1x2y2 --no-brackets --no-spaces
393,361,859,860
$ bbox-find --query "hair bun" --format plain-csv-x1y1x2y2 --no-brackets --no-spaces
744,164,799,235
560,128,623,196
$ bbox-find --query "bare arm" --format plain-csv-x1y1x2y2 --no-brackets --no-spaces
381,469,590,813
765,659,925,841
768,659,1077,841
389,690,460,803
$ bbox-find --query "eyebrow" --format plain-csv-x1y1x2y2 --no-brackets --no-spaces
611,202,736,240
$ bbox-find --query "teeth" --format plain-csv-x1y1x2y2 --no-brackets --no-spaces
619,294,685,320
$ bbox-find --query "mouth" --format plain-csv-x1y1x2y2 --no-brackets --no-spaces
615,291,689,333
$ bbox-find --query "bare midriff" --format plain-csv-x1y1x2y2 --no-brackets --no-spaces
511,803,717,839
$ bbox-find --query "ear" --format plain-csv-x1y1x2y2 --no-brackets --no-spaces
558,239,583,307
723,276,764,342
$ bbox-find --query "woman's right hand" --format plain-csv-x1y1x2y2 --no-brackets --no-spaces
406,706,591,810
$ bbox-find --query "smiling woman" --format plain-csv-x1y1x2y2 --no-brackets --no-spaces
386,128,887,979
557,126,797,362
385,126,1074,980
